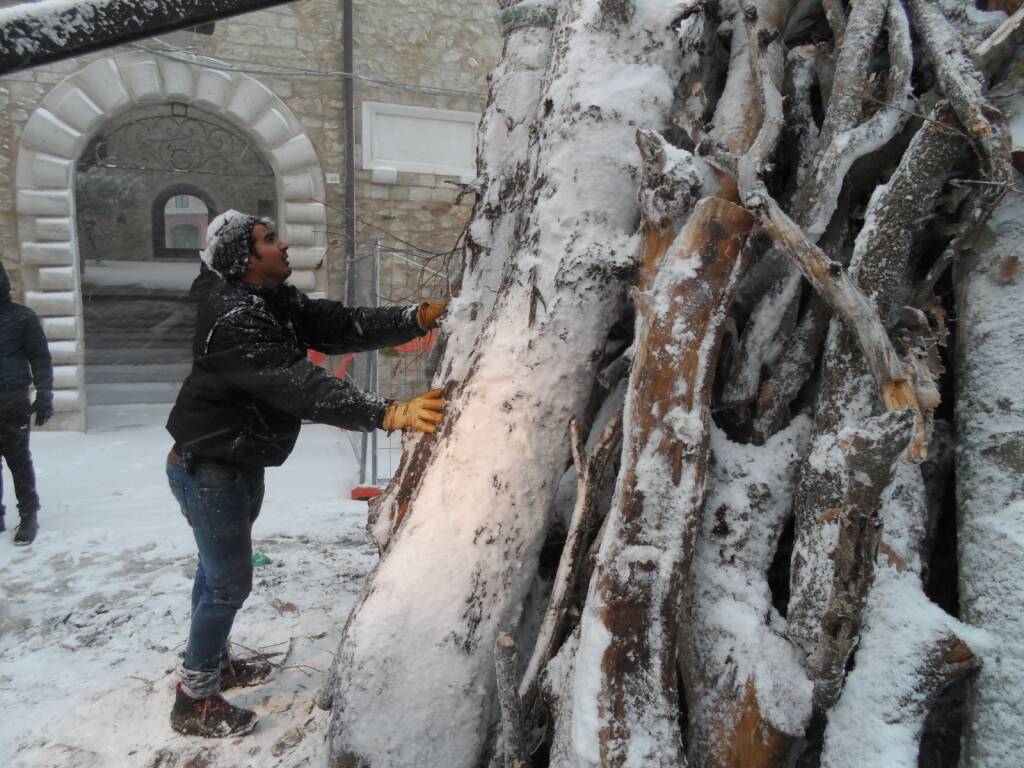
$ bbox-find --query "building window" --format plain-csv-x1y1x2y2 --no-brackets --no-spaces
164,194,209,250
151,187,216,260
362,101,480,179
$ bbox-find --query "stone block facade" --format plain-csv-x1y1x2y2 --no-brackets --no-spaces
0,0,501,429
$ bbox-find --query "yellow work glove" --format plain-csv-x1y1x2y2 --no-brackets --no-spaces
417,298,449,331
383,388,445,433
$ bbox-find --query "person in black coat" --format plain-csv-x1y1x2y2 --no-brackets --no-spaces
165,210,447,737
0,261,53,545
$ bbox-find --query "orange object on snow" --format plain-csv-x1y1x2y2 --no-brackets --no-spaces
351,486,381,500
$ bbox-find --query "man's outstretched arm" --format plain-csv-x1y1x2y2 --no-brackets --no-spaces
206,308,443,434
296,294,426,355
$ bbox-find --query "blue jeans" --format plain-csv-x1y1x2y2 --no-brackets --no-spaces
167,458,265,698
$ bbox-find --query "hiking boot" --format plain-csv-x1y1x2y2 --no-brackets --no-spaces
13,511,37,546
220,656,274,690
170,683,257,738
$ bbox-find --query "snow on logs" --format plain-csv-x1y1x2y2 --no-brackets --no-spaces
564,196,754,766
955,87,1024,768
819,459,978,768
681,418,814,767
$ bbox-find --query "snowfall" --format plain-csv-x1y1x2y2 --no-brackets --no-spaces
0,405,379,767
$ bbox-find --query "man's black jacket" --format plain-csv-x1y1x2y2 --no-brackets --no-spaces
167,276,425,467
0,265,52,413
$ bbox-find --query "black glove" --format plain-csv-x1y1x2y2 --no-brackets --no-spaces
32,397,54,427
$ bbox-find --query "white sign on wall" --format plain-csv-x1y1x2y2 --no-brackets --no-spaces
362,101,479,178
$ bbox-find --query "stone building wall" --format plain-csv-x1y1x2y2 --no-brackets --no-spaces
344,0,499,303
0,0,502,428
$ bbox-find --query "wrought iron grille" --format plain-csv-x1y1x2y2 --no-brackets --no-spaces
78,105,273,178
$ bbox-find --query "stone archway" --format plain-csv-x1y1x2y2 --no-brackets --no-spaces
16,52,328,430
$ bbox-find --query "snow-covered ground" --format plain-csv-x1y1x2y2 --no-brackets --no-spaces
0,405,377,767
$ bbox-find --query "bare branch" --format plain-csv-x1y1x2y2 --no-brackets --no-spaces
822,0,847,42
518,409,623,717
495,633,530,768
852,106,967,376
801,0,914,241
974,5,1024,80
808,408,917,711
906,0,1014,213
817,0,889,147
736,3,787,214
763,198,920,413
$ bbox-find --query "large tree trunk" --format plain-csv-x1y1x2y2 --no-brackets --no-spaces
326,3,691,765
369,0,559,547
438,0,560,388
956,89,1024,768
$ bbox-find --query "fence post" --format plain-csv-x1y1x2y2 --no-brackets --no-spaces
370,238,381,485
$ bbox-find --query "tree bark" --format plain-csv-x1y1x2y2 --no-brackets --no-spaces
519,410,623,719
680,418,813,768
820,461,978,768
805,408,916,710
563,196,754,767
956,97,1024,768
496,632,531,768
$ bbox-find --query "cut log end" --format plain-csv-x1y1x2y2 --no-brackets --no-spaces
881,379,928,460
881,378,915,411
940,637,977,669
708,679,796,768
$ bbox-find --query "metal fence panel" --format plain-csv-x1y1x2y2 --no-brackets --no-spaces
344,239,448,488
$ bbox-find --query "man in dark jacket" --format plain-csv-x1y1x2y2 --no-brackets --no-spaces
0,262,53,545
166,210,446,737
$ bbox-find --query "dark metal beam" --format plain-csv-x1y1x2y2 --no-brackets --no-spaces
0,0,299,76
343,0,355,306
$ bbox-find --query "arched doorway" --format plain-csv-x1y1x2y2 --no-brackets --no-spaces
15,52,328,429
74,102,278,408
